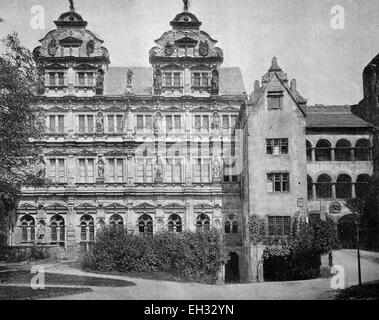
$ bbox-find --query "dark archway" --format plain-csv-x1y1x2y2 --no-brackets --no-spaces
225,252,240,284
338,214,357,249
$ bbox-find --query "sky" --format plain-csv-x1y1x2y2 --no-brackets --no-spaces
0,0,379,105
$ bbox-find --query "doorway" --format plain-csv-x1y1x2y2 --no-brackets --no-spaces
225,252,240,284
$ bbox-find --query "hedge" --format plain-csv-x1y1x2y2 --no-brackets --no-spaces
0,245,49,263
82,227,228,283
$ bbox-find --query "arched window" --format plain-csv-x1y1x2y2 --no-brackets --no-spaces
168,214,182,233
316,174,332,198
335,140,352,161
224,214,238,234
336,174,352,199
80,215,94,242
356,174,370,199
109,214,124,228
20,215,35,243
196,213,210,231
224,221,231,234
315,140,332,161
50,215,65,243
355,139,371,161
306,140,312,162
232,221,238,233
307,175,313,199
138,214,153,236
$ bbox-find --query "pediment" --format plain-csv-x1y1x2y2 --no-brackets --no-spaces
194,203,214,210
192,106,211,113
221,106,240,112
44,203,68,211
162,106,183,113
45,63,67,70
134,106,153,113
103,203,127,210
74,203,98,211
133,202,157,210
18,203,38,211
76,106,94,112
163,203,185,210
45,150,66,157
47,106,67,113
161,63,184,70
190,64,212,71
75,149,97,157
74,63,97,70
104,150,126,157
105,105,124,113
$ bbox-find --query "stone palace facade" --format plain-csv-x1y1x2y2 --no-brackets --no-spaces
8,2,376,283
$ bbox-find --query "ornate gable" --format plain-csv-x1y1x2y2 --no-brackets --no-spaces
103,203,127,210
74,203,98,211
44,203,68,211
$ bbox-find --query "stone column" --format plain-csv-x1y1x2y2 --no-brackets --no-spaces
352,183,356,199
332,184,336,199
331,148,335,161
312,183,317,199
311,148,316,162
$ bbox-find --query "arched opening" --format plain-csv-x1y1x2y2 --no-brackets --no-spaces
50,215,65,244
168,214,182,233
316,174,332,198
306,140,312,161
336,174,352,199
307,175,313,199
224,221,231,234
20,215,35,243
315,140,332,161
109,214,124,228
196,213,210,231
225,252,240,284
80,215,95,252
356,174,370,199
138,214,153,236
338,214,358,249
335,139,352,161
355,139,371,161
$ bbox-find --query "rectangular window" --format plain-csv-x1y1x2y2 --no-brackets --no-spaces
136,159,153,183
231,115,237,129
107,159,124,183
87,115,94,133
48,159,66,183
137,115,144,129
267,173,290,193
193,158,210,183
78,73,85,86
173,73,181,86
108,115,115,133
78,159,95,183
266,139,289,155
194,73,201,87
174,115,181,130
268,216,291,236
58,115,65,133
202,73,209,87
166,116,173,132
145,116,153,130
166,159,183,183
194,116,201,131
49,115,56,133
79,116,85,134
203,115,209,131
58,73,64,86
87,73,94,86
116,115,123,133
222,115,229,129
267,92,283,110
49,73,56,86
165,73,172,87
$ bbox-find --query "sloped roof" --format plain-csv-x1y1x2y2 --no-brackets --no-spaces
103,67,246,96
305,105,372,129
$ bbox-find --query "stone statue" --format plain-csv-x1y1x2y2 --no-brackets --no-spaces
211,111,220,130
211,69,219,91
183,0,189,12
96,112,104,133
96,70,104,91
69,0,75,11
36,221,46,242
153,112,162,136
127,69,134,85
36,156,46,178
212,159,222,180
97,156,105,179
153,67,162,90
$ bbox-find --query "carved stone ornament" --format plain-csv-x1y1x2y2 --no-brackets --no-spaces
154,67,162,90
164,42,175,57
211,111,220,130
199,41,209,57
48,39,58,56
211,69,219,91
86,40,95,57
329,202,342,214
96,111,104,133
36,156,46,178
97,156,105,179
127,69,134,85
212,158,222,180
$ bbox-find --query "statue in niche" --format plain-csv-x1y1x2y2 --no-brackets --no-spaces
199,41,209,57
96,70,104,91
165,42,175,57
97,156,105,179
36,221,46,242
153,112,162,136
127,69,134,85
212,158,222,180
47,39,58,57
211,69,219,91
211,111,220,130
86,40,95,57
36,156,46,178
153,67,162,90
96,111,104,133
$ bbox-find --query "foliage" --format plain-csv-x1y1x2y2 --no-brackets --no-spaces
248,215,266,245
82,227,228,283
0,245,49,263
262,217,339,281
0,33,46,240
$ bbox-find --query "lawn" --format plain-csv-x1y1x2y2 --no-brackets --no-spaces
0,270,135,287
336,282,379,300
0,286,92,300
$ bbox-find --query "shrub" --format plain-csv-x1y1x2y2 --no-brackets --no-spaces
82,227,228,283
0,245,49,263
248,215,266,245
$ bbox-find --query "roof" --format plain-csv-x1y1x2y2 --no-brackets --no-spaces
304,105,373,129
103,67,246,96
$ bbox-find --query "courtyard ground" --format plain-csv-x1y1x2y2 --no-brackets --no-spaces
0,249,378,300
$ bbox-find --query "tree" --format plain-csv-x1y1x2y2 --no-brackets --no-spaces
0,33,45,245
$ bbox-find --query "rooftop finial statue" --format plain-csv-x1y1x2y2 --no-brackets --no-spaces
69,0,75,11
183,0,189,12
